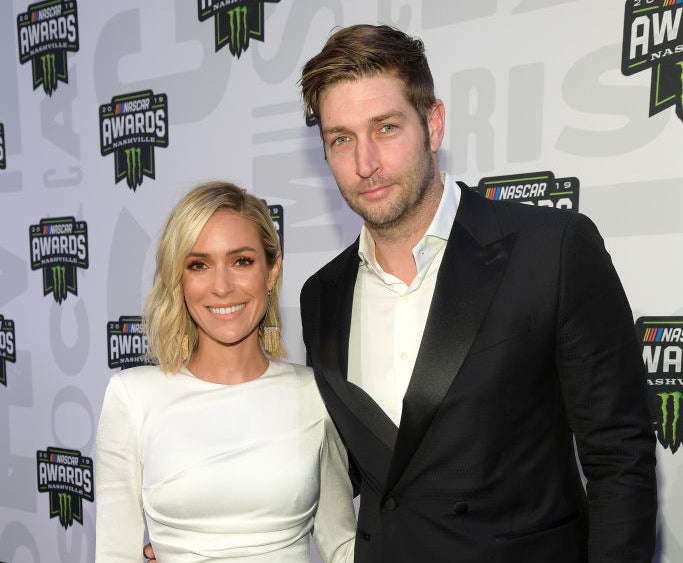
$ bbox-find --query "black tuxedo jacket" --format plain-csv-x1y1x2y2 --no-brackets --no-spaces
300,185,657,563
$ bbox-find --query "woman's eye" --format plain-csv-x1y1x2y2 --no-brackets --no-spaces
235,257,254,267
187,260,206,270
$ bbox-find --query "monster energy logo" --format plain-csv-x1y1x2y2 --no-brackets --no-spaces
658,391,682,454
41,52,58,95
198,0,280,58
51,265,67,304
57,492,73,528
125,146,143,189
37,446,94,529
227,6,249,57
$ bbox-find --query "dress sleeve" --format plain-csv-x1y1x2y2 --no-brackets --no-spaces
95,375,145,562
311,413,357,563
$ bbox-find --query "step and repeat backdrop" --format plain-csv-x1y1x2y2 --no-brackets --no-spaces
1,1,682,561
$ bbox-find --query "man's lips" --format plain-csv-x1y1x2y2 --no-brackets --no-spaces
360,183,392,199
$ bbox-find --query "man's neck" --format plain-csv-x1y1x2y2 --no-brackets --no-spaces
367,178,444,285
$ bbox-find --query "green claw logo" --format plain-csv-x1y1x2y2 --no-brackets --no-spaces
40,52,57,96
124,146,143,190
51,264,67,304
227,6,249,57
57,492,73,529
658,391,682,454
197,0,280,59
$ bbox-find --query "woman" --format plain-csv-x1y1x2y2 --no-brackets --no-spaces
95,181,356,562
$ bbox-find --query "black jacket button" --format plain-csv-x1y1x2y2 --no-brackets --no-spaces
383,497,397,511
453,501,468,515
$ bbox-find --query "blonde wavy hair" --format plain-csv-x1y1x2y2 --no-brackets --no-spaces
144,180,285,372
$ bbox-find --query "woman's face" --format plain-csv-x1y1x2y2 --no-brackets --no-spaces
182,209,279,353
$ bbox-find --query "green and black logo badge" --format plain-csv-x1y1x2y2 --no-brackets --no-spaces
637,316,683,454
107,315,154,370
37,447,93,529
29,216,88,304
197,0,281,58
473,171,580,211
0,315,16,387
17,0,79,96
267,203,284,254
99,90,169,191
622,0,683,121
0,123,6,170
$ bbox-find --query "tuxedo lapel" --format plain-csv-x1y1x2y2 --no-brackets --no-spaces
317,242,399,452
384,187,515,494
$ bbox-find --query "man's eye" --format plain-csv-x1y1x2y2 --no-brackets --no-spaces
332,136,349,146
380,124,396,133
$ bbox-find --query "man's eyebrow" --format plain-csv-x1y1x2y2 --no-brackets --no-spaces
369,111,407,125
322,111,407,136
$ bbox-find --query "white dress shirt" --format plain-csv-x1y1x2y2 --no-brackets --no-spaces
348,173,461,426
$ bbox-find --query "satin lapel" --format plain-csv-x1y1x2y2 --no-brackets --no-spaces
384,193,515,494
317,244,399,452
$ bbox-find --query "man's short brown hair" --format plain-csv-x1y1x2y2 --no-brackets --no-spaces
300,24,436,128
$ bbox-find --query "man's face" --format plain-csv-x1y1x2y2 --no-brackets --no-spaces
318,73,444,232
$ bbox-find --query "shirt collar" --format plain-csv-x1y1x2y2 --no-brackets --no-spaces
358,172,461,269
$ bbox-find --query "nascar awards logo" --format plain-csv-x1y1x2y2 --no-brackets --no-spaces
99,90,169,191
0,123,6,170
0,315,16,387
197,0,281,58
37,447,93,529
107,315,154,369
637,316,683,453
622,0,683,121
267,203,284,253
473,171,580,210
29,216,88,304
17,0,79,96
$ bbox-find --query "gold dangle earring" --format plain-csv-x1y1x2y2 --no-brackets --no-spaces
181,334,189,362
263,289,280,355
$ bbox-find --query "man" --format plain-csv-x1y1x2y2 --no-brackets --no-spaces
299,24,657,562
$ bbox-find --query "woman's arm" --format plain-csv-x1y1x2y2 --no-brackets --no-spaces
312,414,357,563
95,375,145,561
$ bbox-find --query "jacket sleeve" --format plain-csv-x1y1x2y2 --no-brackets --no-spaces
556,212,657,562
311,413,357,563
95,376,145,562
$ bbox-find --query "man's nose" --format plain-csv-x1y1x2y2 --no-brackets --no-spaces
355,137,381,179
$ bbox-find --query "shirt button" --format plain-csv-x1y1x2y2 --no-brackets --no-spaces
400,352,408,361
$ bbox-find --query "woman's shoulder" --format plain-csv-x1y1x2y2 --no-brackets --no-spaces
268,361,324,406
107,364,171,392
268,360,314,381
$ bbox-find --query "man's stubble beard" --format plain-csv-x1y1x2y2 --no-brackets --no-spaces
339,139,436,236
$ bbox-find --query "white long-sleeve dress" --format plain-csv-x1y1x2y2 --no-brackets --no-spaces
95,361,356,562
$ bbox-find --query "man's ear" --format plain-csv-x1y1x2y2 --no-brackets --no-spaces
428,99,445,153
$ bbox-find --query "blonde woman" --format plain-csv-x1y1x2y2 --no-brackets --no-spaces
95,181,355,562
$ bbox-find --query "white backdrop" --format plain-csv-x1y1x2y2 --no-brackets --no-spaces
1,1,682,561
